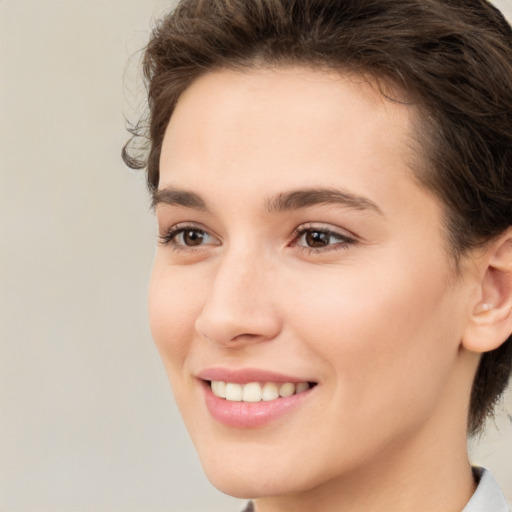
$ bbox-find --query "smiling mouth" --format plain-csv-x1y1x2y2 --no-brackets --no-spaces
207,380,317,402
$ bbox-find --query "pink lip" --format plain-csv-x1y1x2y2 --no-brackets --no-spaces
197,368,317,428
198,367,313,384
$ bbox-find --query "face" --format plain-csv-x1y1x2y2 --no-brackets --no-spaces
149,67,476,500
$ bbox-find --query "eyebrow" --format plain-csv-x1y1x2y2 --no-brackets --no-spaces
265,187,384,215
151,188,208,211
152,186,383,216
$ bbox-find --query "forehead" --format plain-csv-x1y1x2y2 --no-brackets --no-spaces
159,66,423,215
161,66,417,171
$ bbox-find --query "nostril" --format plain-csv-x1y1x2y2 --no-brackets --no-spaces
231,332,265,342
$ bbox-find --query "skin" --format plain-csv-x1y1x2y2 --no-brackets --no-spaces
149,67,488,512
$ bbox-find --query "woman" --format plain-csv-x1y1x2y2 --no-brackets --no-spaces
124,1,512,510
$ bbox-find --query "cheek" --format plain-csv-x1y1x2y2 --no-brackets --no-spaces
148,262,203,374
286,257,462,413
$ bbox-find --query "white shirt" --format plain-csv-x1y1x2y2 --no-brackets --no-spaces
462,467,510,512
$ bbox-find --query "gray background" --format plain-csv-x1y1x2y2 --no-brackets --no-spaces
0,1,510,511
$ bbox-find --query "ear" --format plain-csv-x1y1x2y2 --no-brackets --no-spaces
462,229,512,353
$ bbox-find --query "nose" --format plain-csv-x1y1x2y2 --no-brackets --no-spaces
195,249,282,347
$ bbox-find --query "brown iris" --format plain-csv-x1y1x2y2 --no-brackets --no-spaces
305,231,330,248
183,229,205,246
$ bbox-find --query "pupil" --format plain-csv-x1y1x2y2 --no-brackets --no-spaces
306,231,329,247
184,230,204,246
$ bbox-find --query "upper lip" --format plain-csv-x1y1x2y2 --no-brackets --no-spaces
197,367,316,384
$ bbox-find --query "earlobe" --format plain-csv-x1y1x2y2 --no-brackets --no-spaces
462,230,512,353
473,302,493,314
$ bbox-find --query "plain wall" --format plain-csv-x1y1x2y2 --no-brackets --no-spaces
0,1,510,511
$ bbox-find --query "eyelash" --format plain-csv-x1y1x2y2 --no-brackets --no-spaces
158,223,215,251
291,226,356,253
158,223,357,253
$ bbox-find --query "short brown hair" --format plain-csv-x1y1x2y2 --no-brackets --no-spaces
123,0,512,435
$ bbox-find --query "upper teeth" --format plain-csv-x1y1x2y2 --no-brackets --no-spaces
210,381,310,402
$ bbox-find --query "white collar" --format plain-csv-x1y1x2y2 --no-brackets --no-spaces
462,467,510,512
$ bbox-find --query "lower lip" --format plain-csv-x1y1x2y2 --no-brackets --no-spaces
202,382,314,428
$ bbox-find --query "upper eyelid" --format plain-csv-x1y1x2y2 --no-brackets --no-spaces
159,221,212,235
292,223,358,240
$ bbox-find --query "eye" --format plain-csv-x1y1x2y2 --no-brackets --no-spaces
159,224,219,249
301,230,333,248
292,226,356,252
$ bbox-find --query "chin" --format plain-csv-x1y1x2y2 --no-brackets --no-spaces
197,445,329,500
196,447,276,498
205,472,266,500
203,466,297,500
